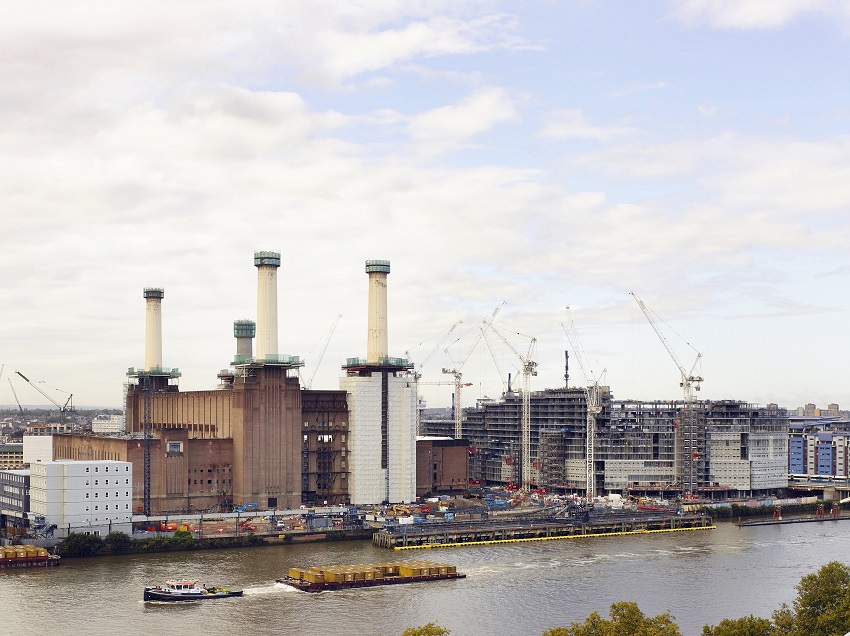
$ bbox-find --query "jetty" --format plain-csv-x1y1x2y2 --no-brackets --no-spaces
373,512,714,549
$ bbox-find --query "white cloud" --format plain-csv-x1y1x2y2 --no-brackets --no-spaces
538,109,635,142
669,0,842,29
408,87,522,154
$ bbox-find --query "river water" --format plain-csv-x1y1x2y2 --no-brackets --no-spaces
1,520,848,636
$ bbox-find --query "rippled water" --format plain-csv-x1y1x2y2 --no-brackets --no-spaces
2,520,848,636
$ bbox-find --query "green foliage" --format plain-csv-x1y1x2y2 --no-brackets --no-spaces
103,531,132,553
401,623,450,636
543,601,681,636
788,561,850,636
700,615,772,636
57,532,104,558
700,561,850,636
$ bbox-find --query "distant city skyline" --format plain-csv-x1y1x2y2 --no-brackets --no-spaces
2,1,850,409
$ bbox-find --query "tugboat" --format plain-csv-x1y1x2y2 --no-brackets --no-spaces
143,580,243,602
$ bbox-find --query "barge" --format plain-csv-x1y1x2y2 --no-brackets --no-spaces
277,560,465,592
1,545,60,569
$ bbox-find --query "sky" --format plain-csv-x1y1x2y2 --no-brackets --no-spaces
2,0,850,411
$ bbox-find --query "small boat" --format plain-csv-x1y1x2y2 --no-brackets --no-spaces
143,580,243,602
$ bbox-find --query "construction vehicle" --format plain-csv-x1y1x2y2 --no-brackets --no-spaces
233,503,258,513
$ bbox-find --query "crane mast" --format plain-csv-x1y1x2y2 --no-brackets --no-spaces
630,292,703,495
488,323,537,489
562,308,603,498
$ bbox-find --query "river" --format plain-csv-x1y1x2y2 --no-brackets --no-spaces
1,520,848,636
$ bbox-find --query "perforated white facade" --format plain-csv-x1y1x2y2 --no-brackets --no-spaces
340,373,416,505
29,460,133,537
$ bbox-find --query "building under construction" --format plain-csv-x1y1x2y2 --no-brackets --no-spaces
422,387,789,499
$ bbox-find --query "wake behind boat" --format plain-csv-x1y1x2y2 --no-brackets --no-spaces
143,580,243,602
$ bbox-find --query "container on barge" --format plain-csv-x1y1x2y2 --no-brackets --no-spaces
276,561,465,592
0,545,60,569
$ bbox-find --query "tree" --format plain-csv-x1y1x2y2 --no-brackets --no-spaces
785,561,850,636
103,531,131,553
700,615,772,636
57,532,104,558
401,624,450,636
543,601,682,636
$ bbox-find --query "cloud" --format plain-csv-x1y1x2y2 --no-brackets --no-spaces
538,109,636,142
669,0,843,30
408,87,522,154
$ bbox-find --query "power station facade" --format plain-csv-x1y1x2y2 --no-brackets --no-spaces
54,253,416,513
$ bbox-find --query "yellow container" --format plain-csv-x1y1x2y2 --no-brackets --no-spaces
302,571,324,583
288,568,304,580
36,549,48,557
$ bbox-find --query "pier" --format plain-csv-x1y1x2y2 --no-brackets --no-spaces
372,513,714,549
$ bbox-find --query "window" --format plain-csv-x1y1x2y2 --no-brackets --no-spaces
86,493,89,499
168,441,183,453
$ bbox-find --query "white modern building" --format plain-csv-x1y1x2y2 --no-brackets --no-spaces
29,460,133,537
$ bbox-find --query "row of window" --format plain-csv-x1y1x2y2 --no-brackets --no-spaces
84,466,130,473
86,479,130,486
85,492,129,498
85,504,130,511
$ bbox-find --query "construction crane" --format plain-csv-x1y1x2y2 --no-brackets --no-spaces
442,303,505,440
405,320,462,435
562,307,605,498
487,320,537,489
15,371,74,418
10,379,24,417
8,379,24,417
405,320,462,381
305,314,342,390
630,292,703,495
418,380,472,437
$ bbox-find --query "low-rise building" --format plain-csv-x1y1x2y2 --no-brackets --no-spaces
29,460,133,538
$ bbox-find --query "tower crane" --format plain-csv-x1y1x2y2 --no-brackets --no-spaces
443,303,505,439
630,292,703,495
305,314,342,390
15,371,74,418
405,320,462,435
8,379,24,417
487,320,537,489
562,307,605,498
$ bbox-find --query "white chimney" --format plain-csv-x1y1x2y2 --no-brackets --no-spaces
143,288,164,371
254,251,280,361
365,260,390,364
